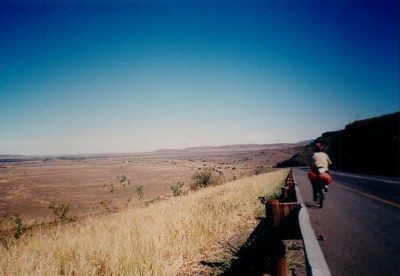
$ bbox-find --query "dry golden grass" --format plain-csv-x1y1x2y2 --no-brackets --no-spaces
0,169,288,275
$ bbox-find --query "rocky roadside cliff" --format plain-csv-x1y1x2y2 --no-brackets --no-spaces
277,112,400,176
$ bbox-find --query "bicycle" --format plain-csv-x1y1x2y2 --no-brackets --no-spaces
308,170,332,208
313,180,327,208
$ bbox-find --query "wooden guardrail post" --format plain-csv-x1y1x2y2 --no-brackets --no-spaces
267,199,287,276
264,169,331,275
265,170,301,276
281,186,288,201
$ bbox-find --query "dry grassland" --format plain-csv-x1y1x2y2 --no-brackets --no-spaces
0,149,296,224
1,169,289,275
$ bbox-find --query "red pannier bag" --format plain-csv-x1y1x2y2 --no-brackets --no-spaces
307,170,318,182
308,170,333,185
319,172,333,185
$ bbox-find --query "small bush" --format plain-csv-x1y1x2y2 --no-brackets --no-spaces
13,215,24,239
99,200,111,210
109,175,131,193
254,166,268,175
190,167,222,190
136,185,144,200
49,202,75,222
0,213,25,248
171,182,184,196
118,175,130,188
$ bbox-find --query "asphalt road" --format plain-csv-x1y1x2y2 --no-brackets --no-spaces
294,168,400,276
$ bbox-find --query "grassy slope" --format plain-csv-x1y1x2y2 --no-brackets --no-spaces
0,169,288,275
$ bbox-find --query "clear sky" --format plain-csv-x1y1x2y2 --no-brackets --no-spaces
1,0,399,156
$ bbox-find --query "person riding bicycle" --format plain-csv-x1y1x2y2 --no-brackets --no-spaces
308,143,333,202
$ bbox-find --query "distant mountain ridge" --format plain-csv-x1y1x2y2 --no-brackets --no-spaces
152,142,308,154
0,154,34,160
1,142,309,159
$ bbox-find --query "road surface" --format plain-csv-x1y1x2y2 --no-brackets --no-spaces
294,168,400,276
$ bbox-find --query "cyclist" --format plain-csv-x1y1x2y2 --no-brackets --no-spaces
308,143,333,207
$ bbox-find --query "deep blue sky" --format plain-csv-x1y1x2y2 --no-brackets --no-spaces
1,0,399,155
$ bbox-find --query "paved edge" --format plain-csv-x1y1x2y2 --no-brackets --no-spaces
293,169,332,276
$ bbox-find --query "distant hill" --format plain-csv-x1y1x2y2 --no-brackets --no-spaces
0,142,308,161
0,154,36,162
277,112,400,176
152,142,308,154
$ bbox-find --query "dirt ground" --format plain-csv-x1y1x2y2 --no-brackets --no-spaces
0,147,299,224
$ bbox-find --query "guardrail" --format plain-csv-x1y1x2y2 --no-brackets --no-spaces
293,169,331,276
261,169,331,276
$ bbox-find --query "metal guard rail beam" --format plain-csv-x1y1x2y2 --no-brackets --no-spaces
292,170,332,276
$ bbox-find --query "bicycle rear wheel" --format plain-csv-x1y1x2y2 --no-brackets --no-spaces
317,183,324,208
319,193,324,208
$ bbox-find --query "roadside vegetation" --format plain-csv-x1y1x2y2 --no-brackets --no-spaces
0,169,288,275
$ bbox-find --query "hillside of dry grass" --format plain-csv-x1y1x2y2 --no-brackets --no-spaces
1,169,289,275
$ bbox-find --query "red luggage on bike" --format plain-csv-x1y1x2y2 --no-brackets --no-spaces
308,170,333,185
308,170,318,182
319,172,333,184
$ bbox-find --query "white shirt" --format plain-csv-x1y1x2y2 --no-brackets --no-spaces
312,152,332,173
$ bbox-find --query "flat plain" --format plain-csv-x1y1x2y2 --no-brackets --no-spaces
0,146,300,224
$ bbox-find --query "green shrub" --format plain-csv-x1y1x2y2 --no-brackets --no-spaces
49,202,75,222
171,182,184,196
13,215,24,239
190,167,222,190
0,213,25,248
136,185,144,200
109,175,131,194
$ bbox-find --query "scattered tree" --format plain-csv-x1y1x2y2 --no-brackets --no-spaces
136,185,144,200
108,175,131,194
49,202,75,222
171,182,184,196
